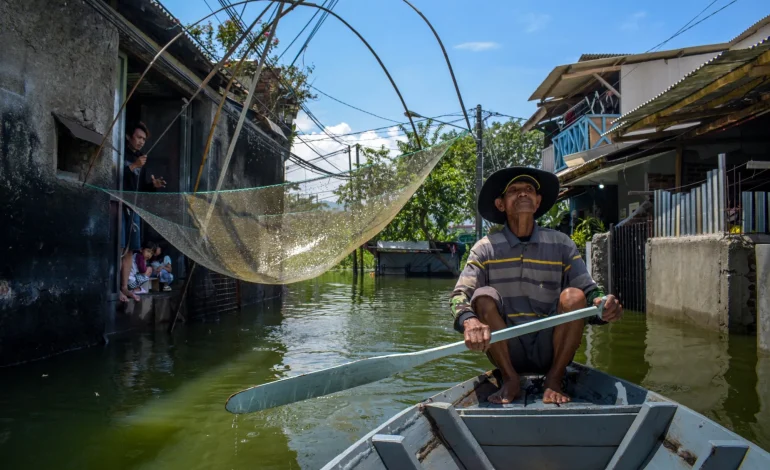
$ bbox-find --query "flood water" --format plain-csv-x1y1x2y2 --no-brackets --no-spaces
1,273,769,469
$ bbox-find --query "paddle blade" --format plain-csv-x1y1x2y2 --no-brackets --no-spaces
225,353,422,414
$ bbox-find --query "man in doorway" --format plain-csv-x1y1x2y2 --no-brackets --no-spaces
122,122,167,253
450,167,623,404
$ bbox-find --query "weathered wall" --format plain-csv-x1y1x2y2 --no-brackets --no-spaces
186,99,286,311
590,232,609,290
646,236,755,333
758,244,770,354
0,0,119,365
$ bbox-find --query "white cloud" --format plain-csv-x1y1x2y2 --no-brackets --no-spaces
620,11,647,32
454,41,501,52
519,13,551,33
286,113,408,187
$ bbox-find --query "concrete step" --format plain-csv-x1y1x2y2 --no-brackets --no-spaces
120,290,186,327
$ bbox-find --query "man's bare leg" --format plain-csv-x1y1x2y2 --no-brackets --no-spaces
474,296,521,404
543,287,586,404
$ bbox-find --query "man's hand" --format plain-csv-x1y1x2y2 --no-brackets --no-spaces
594,295,623,322
151,175,167,189
463,317,491,352
135,155,147,168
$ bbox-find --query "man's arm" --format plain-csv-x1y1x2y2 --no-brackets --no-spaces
450,244,488,333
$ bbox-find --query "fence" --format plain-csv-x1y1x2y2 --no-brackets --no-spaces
653,154,770,237
188,267,240,317
609,221,651,313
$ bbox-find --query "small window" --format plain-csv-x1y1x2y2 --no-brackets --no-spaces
53,113,105,182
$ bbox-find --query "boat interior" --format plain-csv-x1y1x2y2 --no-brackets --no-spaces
323,363,770,470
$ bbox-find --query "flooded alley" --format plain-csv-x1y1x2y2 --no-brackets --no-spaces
1,273,768,469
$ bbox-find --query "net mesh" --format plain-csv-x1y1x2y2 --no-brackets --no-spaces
93,136,460,284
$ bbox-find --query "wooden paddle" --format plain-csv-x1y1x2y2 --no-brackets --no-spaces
225,300,606,414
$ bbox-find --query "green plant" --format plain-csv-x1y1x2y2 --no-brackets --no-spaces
187,20,315,115
334,249,376,271
539,200,569,229
571,216,606,255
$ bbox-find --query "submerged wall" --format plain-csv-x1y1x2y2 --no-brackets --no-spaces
1,0,287,366
646,235,755,333
758,244,770,354
0,0,119,366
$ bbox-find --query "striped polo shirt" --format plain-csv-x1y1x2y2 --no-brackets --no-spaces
450,222,600,332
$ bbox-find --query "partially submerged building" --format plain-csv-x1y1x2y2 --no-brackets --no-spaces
374,241,464,277
0,0,297,365
522,16,770,331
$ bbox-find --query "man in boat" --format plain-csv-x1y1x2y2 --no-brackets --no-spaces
450,167,623,404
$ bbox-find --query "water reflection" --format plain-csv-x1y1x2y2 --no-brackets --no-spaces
0,274,768,470
755,354,770,448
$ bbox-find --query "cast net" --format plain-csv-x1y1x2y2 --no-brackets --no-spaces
93,135,461,284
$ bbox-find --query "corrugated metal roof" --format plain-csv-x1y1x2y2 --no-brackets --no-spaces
529,43,728,102
606,35,770,136
728,14,770,46
578,53,629,62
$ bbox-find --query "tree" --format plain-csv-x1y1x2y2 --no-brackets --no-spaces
187,20,316,116
333,118,545,245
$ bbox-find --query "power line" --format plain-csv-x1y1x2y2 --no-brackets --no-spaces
536,0,740,144
276,0,328,61
218,0,355,147
290,0,339,66
310,85,402,123
292,115,463,145
647,0,737,53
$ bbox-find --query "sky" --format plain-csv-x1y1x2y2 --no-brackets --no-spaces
161,0,768,179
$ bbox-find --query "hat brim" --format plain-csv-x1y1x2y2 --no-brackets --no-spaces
477,167,560,225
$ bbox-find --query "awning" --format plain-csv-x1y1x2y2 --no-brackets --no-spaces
52,113,118,152
556,186,586,202
566,150,674,186
606,35,770,138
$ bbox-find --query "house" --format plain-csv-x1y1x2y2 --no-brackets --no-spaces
521,15,770,332
374,241,464,277
0,0,298,366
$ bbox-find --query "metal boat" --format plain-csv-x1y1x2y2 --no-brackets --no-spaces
322,363,770,469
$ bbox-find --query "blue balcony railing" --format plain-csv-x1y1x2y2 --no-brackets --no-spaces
552,114,620,171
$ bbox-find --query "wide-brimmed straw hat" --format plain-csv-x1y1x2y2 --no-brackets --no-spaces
477,167,560,225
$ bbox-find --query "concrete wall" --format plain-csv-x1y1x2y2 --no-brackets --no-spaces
646,236,755,333
758,244,770,354
590,232,609,291
0,0,287,365
620,53,719,115
0,0,119,366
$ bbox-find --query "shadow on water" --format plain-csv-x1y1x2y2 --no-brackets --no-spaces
1,272,769,469
0,297,302,470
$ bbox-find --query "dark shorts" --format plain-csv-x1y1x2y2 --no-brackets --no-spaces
471,286,562,375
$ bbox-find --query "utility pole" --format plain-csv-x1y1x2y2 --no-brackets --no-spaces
356,144,364,277
475,104,484,241
349,145,357,277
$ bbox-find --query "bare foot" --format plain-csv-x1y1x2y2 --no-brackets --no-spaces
121,287,139,302
543,378,570,404
488,378,521,404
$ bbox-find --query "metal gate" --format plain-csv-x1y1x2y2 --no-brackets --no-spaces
609,220,652,313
